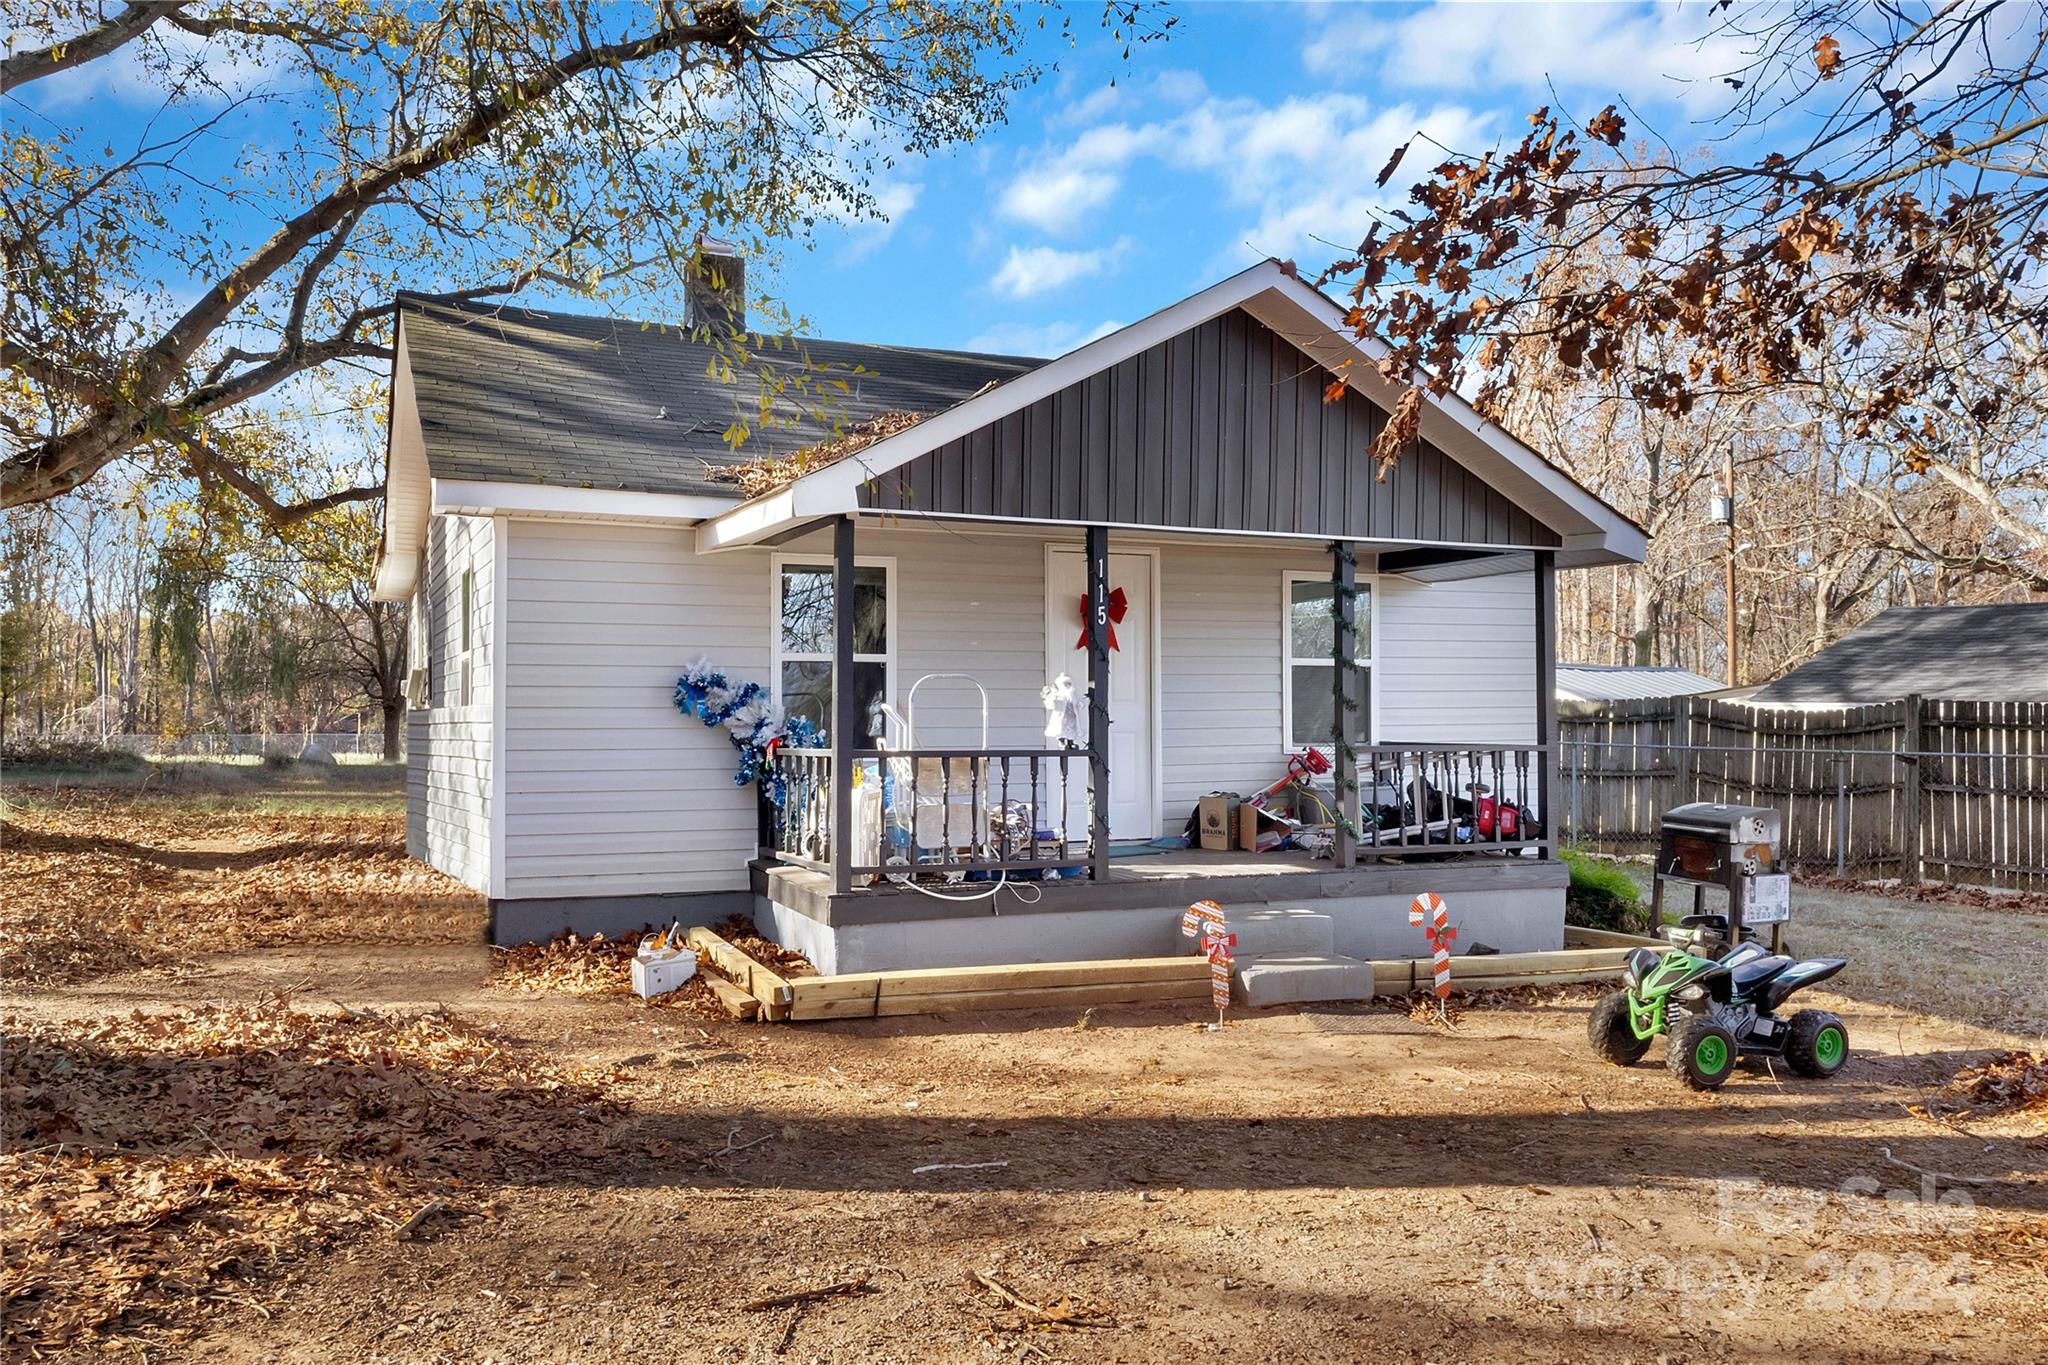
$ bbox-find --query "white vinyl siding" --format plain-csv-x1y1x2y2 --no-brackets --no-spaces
499,519,769,900
1377,571,1539,743
406,514,494,892
485,518,1546,899
1156,542,1331,816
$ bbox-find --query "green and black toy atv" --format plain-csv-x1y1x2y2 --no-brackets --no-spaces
1588,914,1850,1090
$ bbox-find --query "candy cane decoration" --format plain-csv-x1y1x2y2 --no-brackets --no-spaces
1182,899,1234,1020
1409,891,1457,1005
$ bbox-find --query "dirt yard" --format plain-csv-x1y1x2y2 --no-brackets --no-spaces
4,773,2045,1363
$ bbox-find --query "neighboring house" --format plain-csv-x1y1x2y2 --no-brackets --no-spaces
372,255,1648,972
1747,604,2048,706
1556,664,1725,704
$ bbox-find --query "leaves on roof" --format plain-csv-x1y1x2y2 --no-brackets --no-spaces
704,409,929,498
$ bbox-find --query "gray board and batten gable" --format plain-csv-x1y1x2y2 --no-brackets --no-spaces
396,294,1042,499
856,307,1563,548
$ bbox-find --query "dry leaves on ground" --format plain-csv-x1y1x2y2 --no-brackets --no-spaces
1,997,622,1352
0,794,480,985
1804,874,2048,916
1918,1049,2048,1128
488,932,735,1018
712,914,817,976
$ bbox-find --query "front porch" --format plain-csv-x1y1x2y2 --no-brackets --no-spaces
740,511,1569,974
753,840,1568,976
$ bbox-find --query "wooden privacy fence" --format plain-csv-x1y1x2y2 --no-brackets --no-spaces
1558,696,2048,890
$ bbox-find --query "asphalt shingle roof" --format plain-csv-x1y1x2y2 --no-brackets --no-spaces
398,295,1044,498
1747,604,2048,704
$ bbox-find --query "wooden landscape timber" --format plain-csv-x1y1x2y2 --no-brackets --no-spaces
1366,943,1641,997
786,956,1211,1021
690,939,1658,1023
687,926,794,1021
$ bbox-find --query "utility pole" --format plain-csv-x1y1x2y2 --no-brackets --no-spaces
1718,441,1739,689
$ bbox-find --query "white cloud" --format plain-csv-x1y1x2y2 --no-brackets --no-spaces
1050,68,1210,127
998,164,1123,234
1000,90,1494,272
1302,1,1750,112
988,237,1133,299
25,22,286,109
963,318,1125,356
836,179,922,263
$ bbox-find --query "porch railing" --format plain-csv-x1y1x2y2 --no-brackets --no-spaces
770,747,1093,882
1358,744,1548,853
771,741,1550,886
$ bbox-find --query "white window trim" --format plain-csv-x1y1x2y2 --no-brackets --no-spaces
404,586,432,709
769,551,898,738
459,566,477,707
1281,568,1379,753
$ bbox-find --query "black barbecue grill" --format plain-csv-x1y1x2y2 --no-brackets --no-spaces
1652,802,1792,951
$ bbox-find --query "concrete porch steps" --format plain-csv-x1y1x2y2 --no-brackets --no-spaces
1195,906,1336,957
1185,908,1375,1008
1232,953,1377,1007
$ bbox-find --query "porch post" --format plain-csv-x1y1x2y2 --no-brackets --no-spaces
831,514,857,894
1331,541,1360,866
1533,549,1557,860
1085,524,1111,882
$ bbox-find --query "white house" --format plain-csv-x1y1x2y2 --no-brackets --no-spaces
372,256,1647,973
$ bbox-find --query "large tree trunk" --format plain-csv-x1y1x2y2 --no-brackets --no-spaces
382,698,404,762
1631,571,1661,666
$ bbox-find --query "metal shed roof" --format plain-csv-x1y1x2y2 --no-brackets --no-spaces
1555,664,1725,702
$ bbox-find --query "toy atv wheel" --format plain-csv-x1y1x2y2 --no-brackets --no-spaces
1668,1016,1740,1090
1786,1010,1849,1078
1588,990,1651,1066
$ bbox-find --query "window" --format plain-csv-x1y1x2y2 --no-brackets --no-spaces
773,557,893,743
404,588,431,709
459,568,476,707
1283,572,1372,750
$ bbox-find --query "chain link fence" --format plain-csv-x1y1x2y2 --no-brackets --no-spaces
102,732,403,761
1557,697,2048,890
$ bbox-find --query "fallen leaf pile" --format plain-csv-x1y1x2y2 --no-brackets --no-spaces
1919,1049,2048,1128
488,933,734,1017
0,794,481,985
490,931,642,996
704,409,928,498
1404,993,1465,1030
1,997,623,1351
712,914,817,976
1803,874,2048,916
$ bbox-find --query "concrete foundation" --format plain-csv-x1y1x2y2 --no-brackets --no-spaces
487,890,754,947
752,882,1565,976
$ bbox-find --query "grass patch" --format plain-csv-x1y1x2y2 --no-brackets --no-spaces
1561,847,1650,935
2,757,404,814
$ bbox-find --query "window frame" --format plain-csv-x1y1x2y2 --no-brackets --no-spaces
459,566,477,707
1280,568,1378,754
769,551,897,744
405,585,433,710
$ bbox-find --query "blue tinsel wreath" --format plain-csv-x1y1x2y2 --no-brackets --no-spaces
673,657,821,806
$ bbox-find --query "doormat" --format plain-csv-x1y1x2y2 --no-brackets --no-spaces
1300,1006,1441,1037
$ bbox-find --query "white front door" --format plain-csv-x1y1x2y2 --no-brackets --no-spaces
1045,547,1156,841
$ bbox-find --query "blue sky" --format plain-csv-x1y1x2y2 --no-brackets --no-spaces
787,0,1758,355
15,1,1763,362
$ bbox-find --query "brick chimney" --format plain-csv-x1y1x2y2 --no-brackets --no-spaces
686,235,746,334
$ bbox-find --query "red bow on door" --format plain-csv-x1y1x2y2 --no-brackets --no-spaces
1076,587,1128,651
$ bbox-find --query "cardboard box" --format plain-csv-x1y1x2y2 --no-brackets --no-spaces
1197,793,1240,851
1237,802,1292,852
